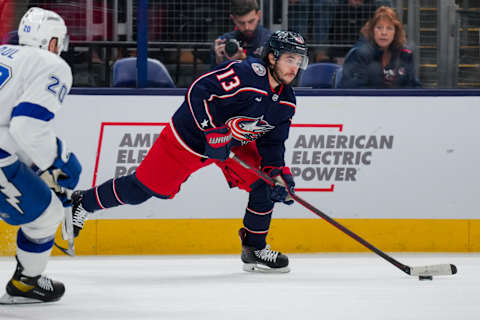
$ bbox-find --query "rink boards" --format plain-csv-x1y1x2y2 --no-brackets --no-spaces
0,90,478,255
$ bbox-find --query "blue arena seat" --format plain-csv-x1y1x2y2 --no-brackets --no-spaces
112,57,175,88
298,62,340,88
333,67,343,88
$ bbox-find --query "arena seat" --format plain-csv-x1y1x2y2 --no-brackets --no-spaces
112,57,175,88
298,62,340,88
333,67,343,88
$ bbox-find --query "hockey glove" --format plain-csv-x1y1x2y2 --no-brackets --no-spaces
204,126,233,161
263,166,295,205
32,163,71,207
51,138,82,190
36,168,71,207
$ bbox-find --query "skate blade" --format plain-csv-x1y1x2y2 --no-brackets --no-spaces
242,263,290,273
0,293,44,305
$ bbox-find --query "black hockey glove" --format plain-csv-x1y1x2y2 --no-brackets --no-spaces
204,126,233,161
263,166,295,205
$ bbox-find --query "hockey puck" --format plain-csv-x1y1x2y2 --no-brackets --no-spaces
419,275,433,281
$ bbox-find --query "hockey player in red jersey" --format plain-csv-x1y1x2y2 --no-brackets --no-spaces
71,30,308,273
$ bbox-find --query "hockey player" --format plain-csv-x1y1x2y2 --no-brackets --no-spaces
0,8,82,303
71,30,308,272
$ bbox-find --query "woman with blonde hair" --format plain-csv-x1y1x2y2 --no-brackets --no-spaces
339,6,421,88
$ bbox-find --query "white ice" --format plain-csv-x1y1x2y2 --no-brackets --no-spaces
0,253,478,320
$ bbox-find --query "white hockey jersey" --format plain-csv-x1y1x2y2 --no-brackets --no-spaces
0,45,72,170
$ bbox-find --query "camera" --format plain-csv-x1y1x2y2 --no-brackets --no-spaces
224,38,240,57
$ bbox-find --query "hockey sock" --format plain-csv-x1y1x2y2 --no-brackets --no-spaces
82,174,152,212
243,208,272,249
242,183,274,249
16,229,54,276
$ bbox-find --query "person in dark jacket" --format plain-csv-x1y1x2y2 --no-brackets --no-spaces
339,6,421,88
211,0,271,69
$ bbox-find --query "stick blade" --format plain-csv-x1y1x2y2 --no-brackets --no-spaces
60,205,75,256
54,242,75,257
409,264,457,276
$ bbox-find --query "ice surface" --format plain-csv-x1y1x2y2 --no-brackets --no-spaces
0,253,478,320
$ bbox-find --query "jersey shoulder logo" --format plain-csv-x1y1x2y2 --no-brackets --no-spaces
226,115,274,143
251,63,266,77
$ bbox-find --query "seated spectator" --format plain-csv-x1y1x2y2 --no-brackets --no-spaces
339,6,422,88
211,0,271,69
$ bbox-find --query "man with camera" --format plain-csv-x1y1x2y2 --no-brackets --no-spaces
211,0,271,69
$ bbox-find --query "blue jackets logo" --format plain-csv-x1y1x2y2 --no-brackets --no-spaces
226,116,275,143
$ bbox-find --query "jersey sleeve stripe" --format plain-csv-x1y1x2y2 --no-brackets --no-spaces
169,119,207,158
207,87,268,101
278,100,296,109
11,102,55,121
203,100,216,128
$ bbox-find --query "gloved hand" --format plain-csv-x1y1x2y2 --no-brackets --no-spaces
263,166,295,205
36,168,72,207
204,126,233,161
51,138,82,190
33,138,80,208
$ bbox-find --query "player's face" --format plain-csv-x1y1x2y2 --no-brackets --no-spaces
231,10,261,39
374,18,395,50
273,53,302,85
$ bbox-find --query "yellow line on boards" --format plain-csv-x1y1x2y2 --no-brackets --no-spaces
1,218,478,255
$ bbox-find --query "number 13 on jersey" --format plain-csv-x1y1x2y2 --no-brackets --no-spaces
216,69,240,91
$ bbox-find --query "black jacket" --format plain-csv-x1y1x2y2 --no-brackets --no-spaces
210,26,271,69
339,39,422,88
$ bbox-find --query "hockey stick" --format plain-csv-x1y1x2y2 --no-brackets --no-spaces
36,168,75,257
54,200,75,257
54,194,75,257
229,153,457,278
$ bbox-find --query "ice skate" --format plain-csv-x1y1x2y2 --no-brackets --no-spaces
0,256,65,304
71,190,88,237
239,228,290,273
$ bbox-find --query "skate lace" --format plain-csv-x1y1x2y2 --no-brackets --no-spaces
254,245,279,263
37,276,54,291
72,202,88,228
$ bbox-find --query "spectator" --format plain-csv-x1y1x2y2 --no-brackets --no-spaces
211,0,271,69
327,0,392,62
339,6,422,88
288,0,336,62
